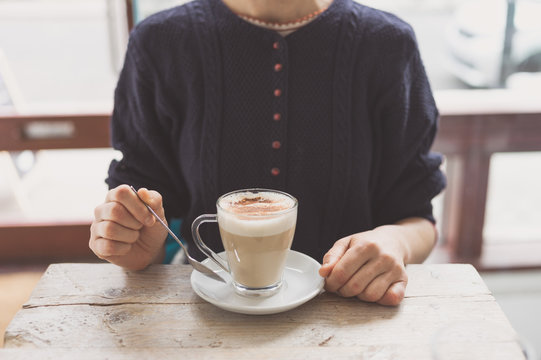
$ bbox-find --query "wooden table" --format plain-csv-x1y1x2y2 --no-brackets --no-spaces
1,263,526,359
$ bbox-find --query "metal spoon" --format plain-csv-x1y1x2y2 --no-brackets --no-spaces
129,186,226,283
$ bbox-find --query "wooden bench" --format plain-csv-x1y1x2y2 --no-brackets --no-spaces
433,90,541,269
0,113,110,263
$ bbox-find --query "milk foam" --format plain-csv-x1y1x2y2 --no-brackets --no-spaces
218,191,297,236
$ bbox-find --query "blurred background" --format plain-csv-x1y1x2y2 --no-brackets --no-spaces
0,0,540,357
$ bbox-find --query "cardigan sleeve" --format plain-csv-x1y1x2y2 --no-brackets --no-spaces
370,25,446,226
106,31,189,219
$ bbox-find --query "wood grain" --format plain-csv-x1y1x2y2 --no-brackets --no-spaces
1,264,525,359
0,343,526,360
22,263,489,308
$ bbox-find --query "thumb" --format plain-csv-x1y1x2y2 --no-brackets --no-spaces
319,237,350,277
138,188,165,226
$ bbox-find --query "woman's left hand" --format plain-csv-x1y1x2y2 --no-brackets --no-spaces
319,226,409,306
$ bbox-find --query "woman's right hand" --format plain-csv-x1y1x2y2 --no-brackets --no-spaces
89,184,168,270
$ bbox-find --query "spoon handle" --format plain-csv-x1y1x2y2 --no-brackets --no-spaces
129,186,226,283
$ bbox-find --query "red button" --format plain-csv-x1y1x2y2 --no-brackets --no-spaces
271,168,280,176
274,63,283,72
274,89,282,97
273,41,280,50
272,141,281,149
273,113,281,121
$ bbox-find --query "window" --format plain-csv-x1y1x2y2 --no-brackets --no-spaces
1,0,540,267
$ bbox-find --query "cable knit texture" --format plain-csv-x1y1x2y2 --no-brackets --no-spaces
107,0,446,262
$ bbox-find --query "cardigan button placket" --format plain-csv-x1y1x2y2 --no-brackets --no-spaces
271,37,287,183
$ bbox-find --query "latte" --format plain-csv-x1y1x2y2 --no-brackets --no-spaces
217,190,297,290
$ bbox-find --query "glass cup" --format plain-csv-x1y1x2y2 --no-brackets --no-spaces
191,188,298,297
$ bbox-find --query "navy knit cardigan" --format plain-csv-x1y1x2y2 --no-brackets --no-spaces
106,0,446,262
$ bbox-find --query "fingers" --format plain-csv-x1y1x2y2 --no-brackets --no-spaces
319,237,351,278
91,220,140,244
89,218,139,259
90,237,132,258
104,185,156,227
96,201,143,230
356,269,407,305
320,230,409,306
90,185,165,261
323,239,378,293
335,258,387,298
135,187,165,226
377,281,407,306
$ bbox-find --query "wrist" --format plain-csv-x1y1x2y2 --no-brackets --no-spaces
394,217,438,264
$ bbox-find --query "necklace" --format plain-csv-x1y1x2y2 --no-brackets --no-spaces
235,6,329,31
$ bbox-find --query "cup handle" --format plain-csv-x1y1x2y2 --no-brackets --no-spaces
191,214,229,273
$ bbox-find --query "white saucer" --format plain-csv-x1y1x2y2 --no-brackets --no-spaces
190,250,325,315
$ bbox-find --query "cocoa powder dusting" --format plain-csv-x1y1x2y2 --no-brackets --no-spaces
229,196,289,215
235,196,270,205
